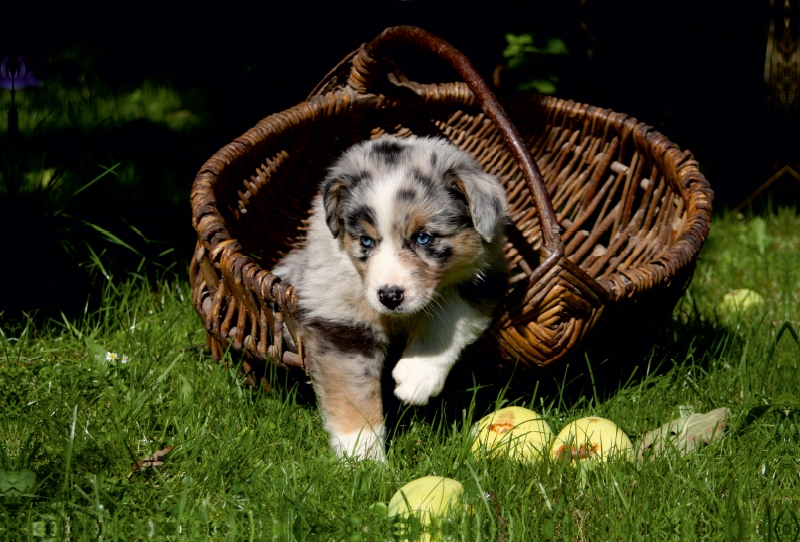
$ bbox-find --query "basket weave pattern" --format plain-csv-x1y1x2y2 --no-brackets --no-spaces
189,27,712,386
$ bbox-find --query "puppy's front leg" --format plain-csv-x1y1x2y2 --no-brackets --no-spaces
393,292,491,405
303,320,386,461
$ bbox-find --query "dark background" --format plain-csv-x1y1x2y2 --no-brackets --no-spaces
2,0,797,315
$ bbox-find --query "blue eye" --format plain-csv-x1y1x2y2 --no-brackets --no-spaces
360,235,375,248
415,232,433,246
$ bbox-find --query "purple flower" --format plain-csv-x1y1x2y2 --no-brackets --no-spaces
0,56,42,91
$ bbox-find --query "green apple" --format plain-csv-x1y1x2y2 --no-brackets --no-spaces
720,289,764,314
551,417,633,463
387,476,464,522
471,406,553,463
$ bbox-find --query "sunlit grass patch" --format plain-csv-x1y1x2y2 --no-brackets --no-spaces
684,206,800,328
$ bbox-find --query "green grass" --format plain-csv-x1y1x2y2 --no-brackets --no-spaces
1,209,799,540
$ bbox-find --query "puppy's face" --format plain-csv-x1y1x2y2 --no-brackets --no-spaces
322,136,507,316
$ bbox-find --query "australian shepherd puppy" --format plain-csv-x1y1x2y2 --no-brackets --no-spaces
272,135,508,460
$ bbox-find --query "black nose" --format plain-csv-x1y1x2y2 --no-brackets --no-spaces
378,286,404,310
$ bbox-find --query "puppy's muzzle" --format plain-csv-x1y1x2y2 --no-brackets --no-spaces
378,286,404,310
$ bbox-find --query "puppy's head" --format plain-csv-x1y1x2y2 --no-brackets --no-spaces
321,135,507,315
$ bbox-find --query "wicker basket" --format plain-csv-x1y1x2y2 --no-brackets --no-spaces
189,26,713,389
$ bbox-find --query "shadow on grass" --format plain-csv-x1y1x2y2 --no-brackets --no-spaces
222,299,731,451
378,309,730,446
0,118,208,320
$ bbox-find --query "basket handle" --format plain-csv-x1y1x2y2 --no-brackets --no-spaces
337,25,565,259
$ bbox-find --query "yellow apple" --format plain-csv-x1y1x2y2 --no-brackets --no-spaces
471,406,553,463
388,476,463,522
551,417,633,463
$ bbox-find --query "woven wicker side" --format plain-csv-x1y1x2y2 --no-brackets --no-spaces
483,96,712,368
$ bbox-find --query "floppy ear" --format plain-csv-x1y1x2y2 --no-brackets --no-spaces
320,174,352,238
451,165,508,243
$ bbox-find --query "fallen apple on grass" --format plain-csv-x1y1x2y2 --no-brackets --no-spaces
720,289,764,315
471,406,553,463
551,416,633,463
387,476,464,522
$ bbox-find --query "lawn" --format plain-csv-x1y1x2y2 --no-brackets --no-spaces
1,207,798,541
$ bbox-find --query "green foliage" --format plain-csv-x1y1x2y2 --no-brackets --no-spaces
503,34,568,65
502,33,568,95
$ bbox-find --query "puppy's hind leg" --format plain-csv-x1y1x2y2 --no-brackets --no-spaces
303,319,387,461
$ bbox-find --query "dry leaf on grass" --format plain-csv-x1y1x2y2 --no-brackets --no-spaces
637,407,730,461
128,445,175,478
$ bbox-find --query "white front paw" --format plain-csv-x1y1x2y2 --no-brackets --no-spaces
392,357,448,405
330,424,386,462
